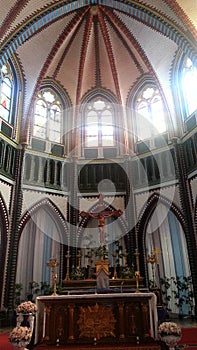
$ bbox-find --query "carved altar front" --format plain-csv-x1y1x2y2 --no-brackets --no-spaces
35,293,158,347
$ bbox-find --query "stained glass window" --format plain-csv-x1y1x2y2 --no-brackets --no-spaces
33,89,62,143
135,86,166,140
0,64,13,123
85,97,114,147
182,57,197,117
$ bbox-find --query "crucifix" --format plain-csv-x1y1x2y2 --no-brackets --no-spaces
80,193,122,245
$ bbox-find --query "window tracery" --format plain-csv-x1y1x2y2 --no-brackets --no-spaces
181,57,197,118
135,85,167,141
84,97,115,148
33,89,62,144
0,64,13,124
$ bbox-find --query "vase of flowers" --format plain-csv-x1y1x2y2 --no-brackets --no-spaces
158,322,182,350
16,301,37,333
16,301,37,314
9,326,32,349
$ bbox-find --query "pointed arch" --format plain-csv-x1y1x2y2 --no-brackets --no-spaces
16,198,68,300
19,197,68,238
0,57,24,140
172,51,197,131
79,88,124,157
137,193,186,285
127,74,174,149
30,79,72,155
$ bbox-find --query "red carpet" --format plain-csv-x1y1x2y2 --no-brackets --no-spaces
0,328,196,349
178,327,197,349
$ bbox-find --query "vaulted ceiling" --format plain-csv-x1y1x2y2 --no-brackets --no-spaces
0,1,196,130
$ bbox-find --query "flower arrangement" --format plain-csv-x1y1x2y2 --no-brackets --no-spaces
70,266,86,280
158,322,182,336
93,244,109,260
119,265,135,279
16,300,37,314
9,326,32,344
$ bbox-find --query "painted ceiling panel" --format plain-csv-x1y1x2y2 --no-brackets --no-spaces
177,0,197,30
98,26,117,98
16,16,69,116
0,0,50,44
0,0,196,131
106,21,142,105
137,0,189,31
79,28,97,101
56,22,86,105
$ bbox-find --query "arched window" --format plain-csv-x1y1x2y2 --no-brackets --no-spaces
85,97,115,147
0,64,14,124
181,57,197,117
135,86,166,141
33,89,62,143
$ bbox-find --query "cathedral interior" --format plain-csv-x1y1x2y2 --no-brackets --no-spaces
0,0,197,321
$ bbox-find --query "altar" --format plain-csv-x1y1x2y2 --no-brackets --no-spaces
35,292,158,347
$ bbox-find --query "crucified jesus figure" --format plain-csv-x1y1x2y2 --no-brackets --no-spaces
80,195,122,244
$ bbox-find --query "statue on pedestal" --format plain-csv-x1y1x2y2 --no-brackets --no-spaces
95,259,111,292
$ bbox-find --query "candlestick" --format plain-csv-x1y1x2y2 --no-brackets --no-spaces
134,248,140,272
65,251,70,280
123,250,128,266
112,252,117,279
135,270,140,293
77,250,81,268
47,258,59,296
86,250,93,279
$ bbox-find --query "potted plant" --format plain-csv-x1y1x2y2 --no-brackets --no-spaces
158,322,182,350
15,283,23,307
160,276,172,315
171,275,194,317
27,281,40,302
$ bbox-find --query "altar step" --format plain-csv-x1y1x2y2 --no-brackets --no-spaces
34,343,161,350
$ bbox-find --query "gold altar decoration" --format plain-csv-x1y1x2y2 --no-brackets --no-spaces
47,258,59,296
135,271,140,293
134,248,140,271
134,248,141,293
95,259,111,290
36,293,157,346
95,258,110,275
112,251,117,279
147,248,163,305
64,251,70,281
77,303,116,340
